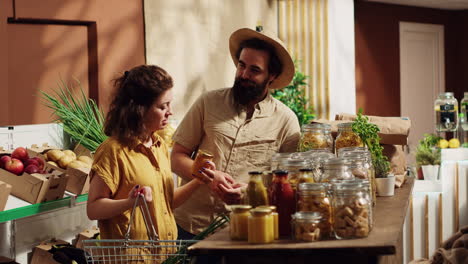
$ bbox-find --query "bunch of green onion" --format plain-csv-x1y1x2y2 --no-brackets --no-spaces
41,79,107,152
163,214,229,264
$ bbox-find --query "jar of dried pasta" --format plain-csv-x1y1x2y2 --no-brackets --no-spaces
298,123,333,152
331,181,371,239
297,183,332,238
335,123,363,151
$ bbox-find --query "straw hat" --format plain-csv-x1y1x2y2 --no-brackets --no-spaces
229,27,294,89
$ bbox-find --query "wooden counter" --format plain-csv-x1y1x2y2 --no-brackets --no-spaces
188,177,414,264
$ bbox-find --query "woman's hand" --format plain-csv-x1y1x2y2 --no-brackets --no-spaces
128,185,153,203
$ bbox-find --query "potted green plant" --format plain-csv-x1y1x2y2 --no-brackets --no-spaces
415,133,441,181
271,61,315,125
352,110,395,196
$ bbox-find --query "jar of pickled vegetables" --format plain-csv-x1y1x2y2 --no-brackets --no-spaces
245,171,269,207
291,212,324,242
278,158,310,189
298,123,333,152
297,168,315,184
269,170,296,237
335,123,363,151
230,205,252,240
297,183,332,238
248,208,274,244
257,205,279,240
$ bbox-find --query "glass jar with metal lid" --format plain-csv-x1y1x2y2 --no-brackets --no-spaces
245,171,269,208
331,181,371,239
297,183,332,238
270,152,293,171
230,205,252,240
248,207,274,244
291,212,326,242
269,170,296,237
321,158,354,182
435,92,459,132
336,146,367,157
297,168,315,184
335,122,363,151
298,123,333,152
256,205,279,240
341,151,376,206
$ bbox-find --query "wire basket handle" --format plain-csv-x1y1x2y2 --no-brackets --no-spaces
125,191,159,241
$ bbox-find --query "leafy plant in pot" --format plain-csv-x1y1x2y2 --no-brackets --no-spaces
352,110,395,196
415,133,441,181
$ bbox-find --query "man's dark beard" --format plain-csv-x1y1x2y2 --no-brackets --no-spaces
232,77,268,107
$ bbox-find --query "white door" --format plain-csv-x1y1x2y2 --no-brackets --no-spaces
400,22,445,165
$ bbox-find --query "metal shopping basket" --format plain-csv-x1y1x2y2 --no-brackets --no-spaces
82,192,197,264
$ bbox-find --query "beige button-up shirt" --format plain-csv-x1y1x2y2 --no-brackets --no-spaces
173,88,300,234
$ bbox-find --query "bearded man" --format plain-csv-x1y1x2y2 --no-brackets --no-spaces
171,27,301,239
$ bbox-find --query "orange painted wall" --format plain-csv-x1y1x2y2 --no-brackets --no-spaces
354,1,468,117
0,0,145,126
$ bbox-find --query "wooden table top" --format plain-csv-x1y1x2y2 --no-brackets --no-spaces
188,177,414,256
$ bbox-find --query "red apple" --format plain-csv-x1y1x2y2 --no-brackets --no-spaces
11,147,29,162
4,158,24,175
24,164,40,174
31,157,45,170
0,155,11,169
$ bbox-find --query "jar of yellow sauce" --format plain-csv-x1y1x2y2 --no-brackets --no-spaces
230,205,252,240
248,208,274,244
256,205,279,240
245,171,269,207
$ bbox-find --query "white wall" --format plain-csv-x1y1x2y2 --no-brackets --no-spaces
328,0,356,118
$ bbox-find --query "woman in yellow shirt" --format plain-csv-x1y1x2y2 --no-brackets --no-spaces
87,65,209,262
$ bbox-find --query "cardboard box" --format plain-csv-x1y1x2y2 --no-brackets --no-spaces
0,164,69,204
30,239,68,264
74,226,99,249
28,144,92,195
0,181,12,211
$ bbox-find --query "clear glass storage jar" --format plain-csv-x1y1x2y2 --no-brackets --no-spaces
291,212,325,242
297,183,332,238
335,123,363,151
321,158,354,182
435,92,459,132
298,123,333,152
331,181,371,239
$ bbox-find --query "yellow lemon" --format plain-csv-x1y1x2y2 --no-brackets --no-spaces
438,139,449,149
448,138,460,148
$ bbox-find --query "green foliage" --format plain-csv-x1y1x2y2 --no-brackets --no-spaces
41,79,107,152
415,134,441,167
351,109,391,178
271,61,315,125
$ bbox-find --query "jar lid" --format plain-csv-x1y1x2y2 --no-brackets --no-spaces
250,208,272,216
337,146,367,155
256,205,277,212
337,122,353,129
279,158,310,168
299,168,314,172
439,92,454,98
323,158,349,167
301,123,331,132
248,171,263,175
272,169,289,175
271,152,293,161
197,149,213,158
230,205,252,213
292,211,322,221
332,180,367,191
298,182,326,191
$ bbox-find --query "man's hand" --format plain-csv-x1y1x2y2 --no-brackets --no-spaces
217,182,247,204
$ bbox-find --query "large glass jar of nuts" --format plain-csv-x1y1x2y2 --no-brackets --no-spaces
335,123,363,151
331,181,371,239
291,212,325,242
297,183,332,239
298,123,333,152
321,158,354,182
